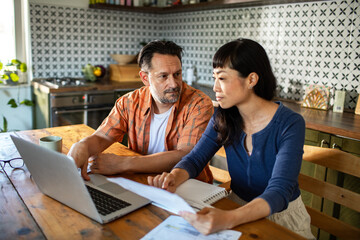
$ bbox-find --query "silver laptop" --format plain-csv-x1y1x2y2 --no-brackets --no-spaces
10,135,150,224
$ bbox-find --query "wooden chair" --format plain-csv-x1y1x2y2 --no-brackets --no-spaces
210,145,360,239
209,147,231,191
299,145,360,240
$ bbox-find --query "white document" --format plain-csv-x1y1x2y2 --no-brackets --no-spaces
107,177,195,214
141,215,242,240
0,133,21,160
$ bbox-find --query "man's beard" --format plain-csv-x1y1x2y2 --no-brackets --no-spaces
156,87,181,104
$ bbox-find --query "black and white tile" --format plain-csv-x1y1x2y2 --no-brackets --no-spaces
30,4,159,78
30,0,359,109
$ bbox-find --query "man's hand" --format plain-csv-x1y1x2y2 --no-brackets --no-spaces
90,154,132,175
68,141,91,181
67,133,115,180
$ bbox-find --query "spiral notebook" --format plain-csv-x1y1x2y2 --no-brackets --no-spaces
175,179,228,210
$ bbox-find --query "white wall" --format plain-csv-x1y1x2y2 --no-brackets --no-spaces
0,85,33,131
29,0,89,8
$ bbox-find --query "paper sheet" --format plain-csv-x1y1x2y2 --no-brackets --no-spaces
107,177,195,214
141,215,242,240
0,133,21,160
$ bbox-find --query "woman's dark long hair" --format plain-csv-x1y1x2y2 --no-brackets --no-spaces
213,38,277,146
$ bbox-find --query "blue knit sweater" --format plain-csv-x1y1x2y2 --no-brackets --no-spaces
175,102,305,214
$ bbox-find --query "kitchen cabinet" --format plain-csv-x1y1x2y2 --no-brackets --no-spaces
301,129,360,240
305,129,360,156
89,0,323,14
33,86,50,129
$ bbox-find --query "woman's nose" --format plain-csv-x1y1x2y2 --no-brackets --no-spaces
213,79,220,92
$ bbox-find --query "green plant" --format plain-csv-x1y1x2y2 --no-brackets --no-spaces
0,59,27,84
0,59,33,132
0,116,8,133
0,59,33,107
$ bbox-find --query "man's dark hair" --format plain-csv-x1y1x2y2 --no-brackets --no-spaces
137,40,183,70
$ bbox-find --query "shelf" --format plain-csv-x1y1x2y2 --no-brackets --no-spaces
89,0,324,14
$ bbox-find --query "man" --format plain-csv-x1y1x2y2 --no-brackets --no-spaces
68,40,214,183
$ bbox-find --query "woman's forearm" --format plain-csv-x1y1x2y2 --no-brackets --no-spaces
228,198,271,228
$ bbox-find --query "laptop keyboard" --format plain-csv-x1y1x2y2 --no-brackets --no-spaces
86,185,131,216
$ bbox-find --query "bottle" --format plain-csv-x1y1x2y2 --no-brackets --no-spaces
186,66,195,86
133,0,143,6
157,0,166,7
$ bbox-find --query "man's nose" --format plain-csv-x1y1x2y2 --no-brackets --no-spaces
168,75,179,88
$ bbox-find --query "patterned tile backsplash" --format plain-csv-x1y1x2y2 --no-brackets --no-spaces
30,0,359,109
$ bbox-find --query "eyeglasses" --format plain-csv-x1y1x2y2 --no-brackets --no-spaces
0,157,24,169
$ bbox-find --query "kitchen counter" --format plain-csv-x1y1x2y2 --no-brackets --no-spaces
31,79,144,94
32,80,360,140
281,100,360,141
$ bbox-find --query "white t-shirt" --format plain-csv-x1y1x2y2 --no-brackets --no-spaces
147,106,173,154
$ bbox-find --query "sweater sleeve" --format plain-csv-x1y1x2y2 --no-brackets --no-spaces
174,116,221,178
258,114,305,214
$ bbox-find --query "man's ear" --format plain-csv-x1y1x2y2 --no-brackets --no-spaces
139,70,150,86
247,72,259,89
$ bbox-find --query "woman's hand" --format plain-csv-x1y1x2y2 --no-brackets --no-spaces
180,208,236,235
180,198,272,235
148,172,177,193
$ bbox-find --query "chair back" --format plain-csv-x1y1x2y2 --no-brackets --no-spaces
299,145,360,240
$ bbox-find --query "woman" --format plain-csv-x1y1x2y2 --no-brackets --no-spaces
148,38,314,239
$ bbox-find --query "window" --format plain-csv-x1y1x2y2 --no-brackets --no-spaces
0,0,31,82
0,0,16,63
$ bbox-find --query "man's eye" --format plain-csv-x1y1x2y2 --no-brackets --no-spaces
174,72,181,77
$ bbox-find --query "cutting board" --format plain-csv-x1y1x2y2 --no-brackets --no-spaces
109,64,141,82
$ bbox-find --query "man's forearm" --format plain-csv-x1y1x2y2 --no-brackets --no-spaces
81,133,115,157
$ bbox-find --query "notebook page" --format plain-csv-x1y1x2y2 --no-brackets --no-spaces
175,179,228,208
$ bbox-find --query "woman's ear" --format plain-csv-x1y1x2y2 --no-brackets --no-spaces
139,70,150,86
247,72,259,89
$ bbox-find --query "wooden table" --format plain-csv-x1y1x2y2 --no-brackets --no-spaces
0,124,305,239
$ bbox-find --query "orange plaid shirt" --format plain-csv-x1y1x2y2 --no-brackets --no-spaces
97,82,214,183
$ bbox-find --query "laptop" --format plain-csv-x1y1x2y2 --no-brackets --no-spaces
10,135,150,224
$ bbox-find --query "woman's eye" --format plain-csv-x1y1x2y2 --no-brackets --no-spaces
213,75,224,81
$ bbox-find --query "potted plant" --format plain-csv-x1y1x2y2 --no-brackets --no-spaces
0,59,28,84
0,59,33,132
